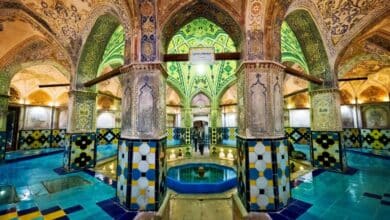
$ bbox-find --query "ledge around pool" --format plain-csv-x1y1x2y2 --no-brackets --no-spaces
166,163,237,194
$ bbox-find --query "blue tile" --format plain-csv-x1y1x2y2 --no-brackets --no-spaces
63,205,83,214
40,205,61,215
363,192,382,200
17,206,39,216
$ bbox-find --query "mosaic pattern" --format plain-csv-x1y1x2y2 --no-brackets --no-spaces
167,127,182,146
361,129,390,150
0,205,83,220
236,137,249,209
285,127,311,145
18,130,51,149
311,131,346,171
68,133,96,170
242,137,291,211
117,139,130,206
343,128,361,148
97,25,125,74
51,129,67,148
0,131,5,160
221,127,237,146
140,0,157,61
96,128,121,145
117,139,165,211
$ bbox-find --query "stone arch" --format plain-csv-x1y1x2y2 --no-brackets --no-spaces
166,81,186,106
285,9,332,89
75,13,122,91
0,36,71,94
216,81,237,105
160,0,243,53
190,92,212,107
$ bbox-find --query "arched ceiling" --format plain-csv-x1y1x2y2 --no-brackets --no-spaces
97,25,125,75
11,64,69,101
220,84,237,105
167,17,237,104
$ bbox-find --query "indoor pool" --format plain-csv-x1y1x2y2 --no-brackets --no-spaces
167,163,237,193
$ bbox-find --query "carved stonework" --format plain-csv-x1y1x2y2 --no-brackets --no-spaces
237,61,285,138
310,89,343,131
120,63,167,139
68,90,97,133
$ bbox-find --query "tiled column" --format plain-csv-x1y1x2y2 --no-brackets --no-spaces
310,89,347,172
0,95,9,161
116,63,167,211
64,90,97,170
181,107,192,144
236,62,290,211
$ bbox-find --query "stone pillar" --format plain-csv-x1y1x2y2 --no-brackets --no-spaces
181,107,192,144
210,106,220,145
310,88,347,172
63,90,97,170
236,61,290,211
116,63,167,211
0,94,9,161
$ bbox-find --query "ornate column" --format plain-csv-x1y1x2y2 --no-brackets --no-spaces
116,63,167,211
310,88,347,172
64,90,97,170
236,61,290,211
181,107,192,145
210,105,221,145
0,94,9,161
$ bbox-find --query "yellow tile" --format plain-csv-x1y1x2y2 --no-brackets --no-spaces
43,210,66,220
132,163,138,168
132,180,138,186
250,196,257,203
134,147,139,152
149,164,155,169
249,148,255,152
266,163,272,169
0,212,17,219
19,211,41,220
148,197,155,203
265,146,271,152
258,172,263,177
140,189,146,195
249,163,255,168
150,148,156,153
131,197,137,203
268,181,273,187
148,181,155,186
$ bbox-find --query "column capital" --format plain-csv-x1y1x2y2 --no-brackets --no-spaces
120,62,168,78
237,60,285,75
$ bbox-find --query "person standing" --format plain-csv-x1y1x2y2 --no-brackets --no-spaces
192,126,199,153
198,124,205,155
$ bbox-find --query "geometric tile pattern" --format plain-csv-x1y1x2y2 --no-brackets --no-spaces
51,129,67,148
311,131,346,172
167,127,182,146
343,128,360,148
246,138,291,211
185,128,191,144
285,127,311,145
117,138,166,211
361,129,390,150
236,137,249,209
0,205,83,220
96,128,121,145
67,133,96,170
0,131,5,161
211,127,217,145
18,129,51,149
140,0,157,62
221,127,237,146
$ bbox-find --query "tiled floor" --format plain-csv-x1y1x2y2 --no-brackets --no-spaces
1,149,389,219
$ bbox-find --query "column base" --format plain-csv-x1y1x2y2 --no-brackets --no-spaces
0,131,6,161
63,133,96,170
311,131,347,172
116,137,167,211
237,136,291,212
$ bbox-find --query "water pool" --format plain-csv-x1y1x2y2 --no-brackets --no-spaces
167,163,237,193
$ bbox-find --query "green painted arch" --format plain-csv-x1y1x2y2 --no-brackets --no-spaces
285,10,331,88
166,81,186,106
97,25,125,75
77,14,121,91
167,17,238,106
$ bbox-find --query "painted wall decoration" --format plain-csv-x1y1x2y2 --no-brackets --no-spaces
167,18,237,106
139,0,157,61
315,0,388,44
68,91,97,133
310,89,343,131
361,104,390,129
97,25,125,74
281,22,309,73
